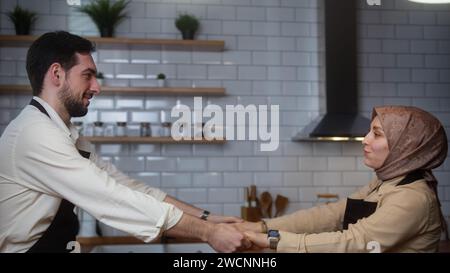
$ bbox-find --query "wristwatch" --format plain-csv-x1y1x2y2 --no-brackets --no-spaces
267,229,280,250
200,210,210,221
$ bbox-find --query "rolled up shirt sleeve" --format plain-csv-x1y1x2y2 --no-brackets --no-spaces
14,121,182,242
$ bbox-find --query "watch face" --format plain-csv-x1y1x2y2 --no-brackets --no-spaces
268,230,279,237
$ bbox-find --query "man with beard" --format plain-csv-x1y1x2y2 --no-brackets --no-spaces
0,31,248,253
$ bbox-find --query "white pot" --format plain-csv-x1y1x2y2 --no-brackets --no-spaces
157,79,165,87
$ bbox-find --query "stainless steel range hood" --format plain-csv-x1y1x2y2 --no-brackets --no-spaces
293,0,370,142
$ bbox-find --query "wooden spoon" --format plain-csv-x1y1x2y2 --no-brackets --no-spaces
274,195,289,217
259,191,273,218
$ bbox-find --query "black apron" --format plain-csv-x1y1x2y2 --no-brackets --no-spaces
27,99,89,253
343,171,424,230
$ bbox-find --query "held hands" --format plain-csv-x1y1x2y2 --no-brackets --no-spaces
207,223,252,253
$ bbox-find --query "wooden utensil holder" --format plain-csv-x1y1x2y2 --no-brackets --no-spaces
241,207,262,222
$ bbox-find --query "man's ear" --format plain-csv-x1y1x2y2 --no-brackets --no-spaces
48,63,64,86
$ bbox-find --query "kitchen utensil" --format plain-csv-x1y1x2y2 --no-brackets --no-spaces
260,191,273,218
249,185,257,207
274,195,289,217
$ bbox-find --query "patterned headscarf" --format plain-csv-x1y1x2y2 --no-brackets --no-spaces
372,106,448,239
372,106,448,183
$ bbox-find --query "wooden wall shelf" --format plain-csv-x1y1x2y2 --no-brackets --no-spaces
82,136,226,144
0,85,225,96
0,35,225,51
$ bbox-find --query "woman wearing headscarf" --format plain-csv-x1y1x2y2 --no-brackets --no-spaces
238,106,448,253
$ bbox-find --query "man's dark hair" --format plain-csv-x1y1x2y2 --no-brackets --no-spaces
26,31,96,96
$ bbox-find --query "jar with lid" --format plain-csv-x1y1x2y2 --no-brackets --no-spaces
116,122,127,137
72,121,83,136
140,122,152,137
161,122,172,137
93,121,104,136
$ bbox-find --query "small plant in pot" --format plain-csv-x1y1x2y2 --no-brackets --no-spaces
7,5,38,35
78,0,129,37
157,73,166,87
175,13,200,40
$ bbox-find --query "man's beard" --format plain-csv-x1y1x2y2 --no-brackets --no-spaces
58,83,89,117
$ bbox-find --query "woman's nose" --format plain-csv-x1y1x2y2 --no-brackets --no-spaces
362,132,370,145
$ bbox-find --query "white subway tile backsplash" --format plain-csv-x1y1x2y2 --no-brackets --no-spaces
161,51,192,64
254,172,283,187
177,188,208,203
177,65,207,79
411,40,437,54
238,157,268,171
193,172,223,187
313,172,342,186
114,156,145,171
208,188,239,203
267,7,295,21
177,158,207,171
238,66,267,80
223,51,252,65
146,157,177,172
129,144,161,156
268,66,296,80
208,65,237,80
299,186,326,202
282,52,310,66
161,172,191,187
253,81,282,95
253,52,281,66
252,22,280,36
223,21,251,35
282,22,309,37
162,144,192,156
328,157,356,171
193,144,224,156
283,171,313,186
269,157,298,171
409,11,436,25
268,37,296,51
146,3,176,18
223,172,253,187
207,6,236,20
208,157,238,171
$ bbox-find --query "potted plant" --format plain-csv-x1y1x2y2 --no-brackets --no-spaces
7,5,38,35
157,73,166,87
175,13,200,40
78,0,129,37
96,72,104,86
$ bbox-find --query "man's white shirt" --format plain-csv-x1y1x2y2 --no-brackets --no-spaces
0,96,183,252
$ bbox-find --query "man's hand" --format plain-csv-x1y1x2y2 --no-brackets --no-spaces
232,221,264,233
206,223,252,253
208,214,243,224
244,231,269,249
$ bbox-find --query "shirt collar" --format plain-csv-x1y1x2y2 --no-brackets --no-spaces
32,96,79,141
